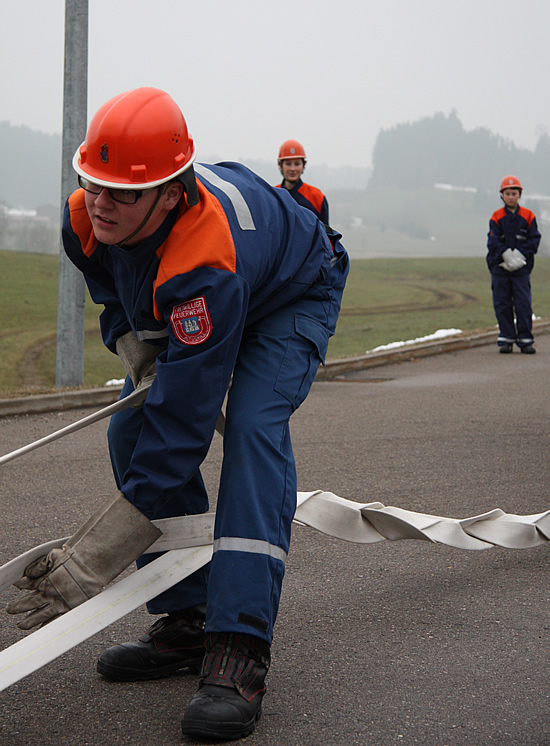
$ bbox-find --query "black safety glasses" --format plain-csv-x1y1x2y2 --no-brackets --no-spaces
78,175,157,204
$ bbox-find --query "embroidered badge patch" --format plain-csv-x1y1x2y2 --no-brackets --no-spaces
170,296,213,345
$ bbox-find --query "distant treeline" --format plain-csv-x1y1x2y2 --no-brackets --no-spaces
2,113,549,215
369,111,550,194
0,122,370,212
0,122,62,211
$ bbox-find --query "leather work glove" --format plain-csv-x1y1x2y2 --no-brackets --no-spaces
6,492,161,630
116,331,164,391
499,248,525,272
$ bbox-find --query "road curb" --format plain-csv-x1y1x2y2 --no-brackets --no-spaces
0,386,124,418
316,320,550,380
1,322,549,417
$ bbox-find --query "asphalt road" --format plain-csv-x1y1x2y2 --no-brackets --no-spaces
0,338,548,746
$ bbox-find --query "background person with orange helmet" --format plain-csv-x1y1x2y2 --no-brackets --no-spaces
276,139,329,224
6,87,348,741
486,175,541,354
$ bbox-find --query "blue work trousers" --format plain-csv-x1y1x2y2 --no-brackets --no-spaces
491,272,534,347
108,248,349,643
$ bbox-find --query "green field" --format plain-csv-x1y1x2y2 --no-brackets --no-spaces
329,254,550,358
1,250,549,396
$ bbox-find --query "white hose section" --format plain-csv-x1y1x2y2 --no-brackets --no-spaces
0,491,547,693
293,491,550,550
148,490,550,554
1,491,547,596
148,490,550,553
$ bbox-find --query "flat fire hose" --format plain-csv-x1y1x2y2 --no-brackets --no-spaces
0,382,225,468
0,491,548,692
0,383,152,468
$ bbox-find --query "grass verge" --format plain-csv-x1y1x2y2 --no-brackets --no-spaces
1,250,548,396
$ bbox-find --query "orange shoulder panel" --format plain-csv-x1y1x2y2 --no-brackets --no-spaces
68,189,98,257
490,207,507,223
299,182,324,214
518,206,534,225
152,181,237,319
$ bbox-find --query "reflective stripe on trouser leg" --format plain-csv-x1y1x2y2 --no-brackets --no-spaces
206,250,348,643
492,275,517,343
107,376,210,613
510,273,534,345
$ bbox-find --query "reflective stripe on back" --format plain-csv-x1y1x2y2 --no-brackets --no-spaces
195,164,256,231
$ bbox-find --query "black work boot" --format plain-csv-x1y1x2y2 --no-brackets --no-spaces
499,343,513,354
181,632,270,741
97,604,206,681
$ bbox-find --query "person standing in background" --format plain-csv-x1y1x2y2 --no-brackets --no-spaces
486,175,541,354
276,139,329,224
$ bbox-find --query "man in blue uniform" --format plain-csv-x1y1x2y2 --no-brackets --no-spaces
276,139,330,223
6,88,348,741
486,175,541,354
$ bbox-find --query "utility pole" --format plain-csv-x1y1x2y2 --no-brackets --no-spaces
55,0,88,388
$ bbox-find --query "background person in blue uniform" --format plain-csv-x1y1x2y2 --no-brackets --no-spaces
276,139,330,224
7,88,348,741
486,175,541,354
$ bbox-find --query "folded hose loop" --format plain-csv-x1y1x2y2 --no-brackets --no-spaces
293,492,550,551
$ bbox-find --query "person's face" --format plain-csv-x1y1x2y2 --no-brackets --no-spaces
501,188,520,210
83,181,181,246
280,158,305,185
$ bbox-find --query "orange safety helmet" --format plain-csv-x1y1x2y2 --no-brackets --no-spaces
500,175,523,194
73,87,196,189
278,139,307,163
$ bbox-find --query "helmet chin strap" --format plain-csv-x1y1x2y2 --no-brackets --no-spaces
118,185,166,248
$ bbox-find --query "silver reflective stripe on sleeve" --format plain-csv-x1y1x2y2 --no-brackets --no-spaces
213,536,287,563
136,328,169,342
194,164,256,231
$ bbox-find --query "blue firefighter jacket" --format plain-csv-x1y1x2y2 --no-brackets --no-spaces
486,205,541,276
276,178,329,224
62,162,334,518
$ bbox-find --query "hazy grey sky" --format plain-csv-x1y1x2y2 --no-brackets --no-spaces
2,0,549,169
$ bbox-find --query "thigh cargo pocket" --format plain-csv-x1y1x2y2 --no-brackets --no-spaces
274,314,330,411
